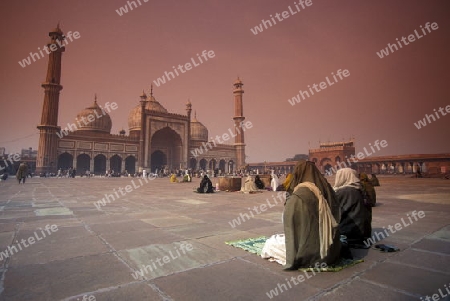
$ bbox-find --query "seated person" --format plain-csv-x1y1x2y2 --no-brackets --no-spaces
170,174,177,183
254,175,265,189
197,175,214,193
283,160,343,269
334,168,372,248
360,173,377,207
182,173,191,182
241,175,257,193
370,174,380,186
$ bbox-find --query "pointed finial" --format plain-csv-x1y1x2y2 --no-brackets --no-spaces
94,93,98,103
194,111,197,119
150,84,153,96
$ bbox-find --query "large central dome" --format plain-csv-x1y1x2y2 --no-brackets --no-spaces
128,92,168,132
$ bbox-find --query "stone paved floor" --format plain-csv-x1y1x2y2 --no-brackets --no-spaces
0,175,449,301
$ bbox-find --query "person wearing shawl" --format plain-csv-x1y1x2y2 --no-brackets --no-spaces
241,175,258,193
254,175,265,189
197,175,214,193
283,160,342,270
334,168,372,248
370,174,380,186
359,173,376,207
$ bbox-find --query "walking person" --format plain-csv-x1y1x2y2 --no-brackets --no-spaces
16,162,28,184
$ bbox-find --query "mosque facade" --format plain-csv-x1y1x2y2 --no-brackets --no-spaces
35,26,246,176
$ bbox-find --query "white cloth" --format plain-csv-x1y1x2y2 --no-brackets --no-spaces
333,168,360,191
293,181,338,259
261,234,286,265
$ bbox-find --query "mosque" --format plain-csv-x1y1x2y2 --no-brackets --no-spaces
35,25,246,176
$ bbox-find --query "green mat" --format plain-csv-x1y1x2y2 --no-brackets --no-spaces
225,236,364,272
225,236,267,255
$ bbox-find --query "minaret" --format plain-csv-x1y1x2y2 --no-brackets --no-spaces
36,25,65,174
233,77,246,169
138,90,148,173
186,99,192,169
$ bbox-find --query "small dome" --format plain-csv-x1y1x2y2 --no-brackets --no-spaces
190,114,208,142
128,93,168,132
75,101,112,133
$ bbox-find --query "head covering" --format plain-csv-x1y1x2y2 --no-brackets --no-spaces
286,160,340,261
288,160,336,206
282,173,293,190
333,168,360,191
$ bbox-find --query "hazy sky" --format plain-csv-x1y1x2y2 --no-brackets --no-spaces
0,0,449,162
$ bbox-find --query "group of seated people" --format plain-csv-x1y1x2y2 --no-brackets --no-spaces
261,160,377,269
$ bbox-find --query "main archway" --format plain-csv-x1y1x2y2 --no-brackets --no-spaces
150,127,183,171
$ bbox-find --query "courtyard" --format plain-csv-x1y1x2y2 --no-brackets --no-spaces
0,175,449,300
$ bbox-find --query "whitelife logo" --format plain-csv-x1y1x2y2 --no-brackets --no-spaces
413,105,450,129
376,22,438,59
191,121,253,158
287,69,350,106
0,224,59,261
363,210,425,247
152,50,216,87
250,0,313,35
18,31,81,68
115,0,149,16
93,176,156,210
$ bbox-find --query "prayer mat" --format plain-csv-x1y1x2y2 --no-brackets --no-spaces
225,236,267,255
225,237,364,271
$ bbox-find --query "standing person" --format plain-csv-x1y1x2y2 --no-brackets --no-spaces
270,171,279,192
334,168,372,248
359,173,376,207
283,160,342,270
16,162,28,184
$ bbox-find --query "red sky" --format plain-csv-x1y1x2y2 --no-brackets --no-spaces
0,0,449,162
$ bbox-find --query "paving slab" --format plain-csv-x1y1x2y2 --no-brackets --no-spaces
153,258,320,301
320,278,414,300
2,253,134,301
122,240,232,280
361,261,450,297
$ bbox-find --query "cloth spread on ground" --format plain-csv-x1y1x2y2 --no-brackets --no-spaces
225,236,363,272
